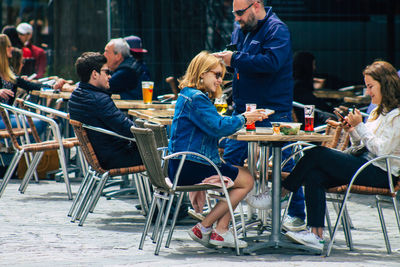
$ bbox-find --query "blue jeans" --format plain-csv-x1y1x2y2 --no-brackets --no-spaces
222,110,305,220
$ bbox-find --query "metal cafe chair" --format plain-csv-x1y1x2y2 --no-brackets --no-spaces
130,126,242,256
0,103,78,199
68,119,146,226
325,155,400,256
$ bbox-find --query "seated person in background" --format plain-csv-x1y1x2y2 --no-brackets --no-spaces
68,52,142,169
16,22,47,78
251,60,400,253
104,38,140,100
168,51,268,249
292,51,332,126
9,48,24,75
124,35,151,96
0,34,46,135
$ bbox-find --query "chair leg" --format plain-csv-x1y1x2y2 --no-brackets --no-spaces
19,152,43,193
71,174,96,222
155,194,175,255
391,195,400,234
133,173,148,215
0,150,24,198
139,194,158,250
165,192,184,248
57,147,73,200
89,172,111,213
152,197,167,243
79,172,109,226
326,190,352,257
341,206,353,250
376,196,391,254
68,169,93,217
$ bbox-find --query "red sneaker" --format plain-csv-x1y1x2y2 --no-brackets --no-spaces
188,223,214,248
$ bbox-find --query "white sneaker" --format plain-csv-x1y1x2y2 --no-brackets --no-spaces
209,229,248,248
246,190,272,210
285,230,324,252
282,216,307,232
246,190,289,210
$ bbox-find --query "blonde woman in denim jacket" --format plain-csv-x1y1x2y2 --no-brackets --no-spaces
168,51,268,249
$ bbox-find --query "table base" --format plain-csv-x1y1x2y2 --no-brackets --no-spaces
242,233,322,255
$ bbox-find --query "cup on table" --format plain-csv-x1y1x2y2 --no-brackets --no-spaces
142,81,154,104
245,103,257,132
304,105,315,133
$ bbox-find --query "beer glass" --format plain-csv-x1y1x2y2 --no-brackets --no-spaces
304,105,315,133
245,103,257,132
142,81,154,104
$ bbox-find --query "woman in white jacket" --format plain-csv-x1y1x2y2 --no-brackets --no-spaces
247,60,400,252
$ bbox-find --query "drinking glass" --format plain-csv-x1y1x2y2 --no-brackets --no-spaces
142,81,154,104
245,103,256,132
304,105,315,133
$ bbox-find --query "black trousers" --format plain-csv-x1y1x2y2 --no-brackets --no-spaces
282,146,397,228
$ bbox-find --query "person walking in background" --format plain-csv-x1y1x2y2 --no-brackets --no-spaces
169,51,268,249
215,0,306,232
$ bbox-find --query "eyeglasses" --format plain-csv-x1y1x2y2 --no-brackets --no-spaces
209,70,223,80
100,68,111,75
232,2,254,16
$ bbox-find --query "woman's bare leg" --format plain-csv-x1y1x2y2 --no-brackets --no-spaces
200,167,254,232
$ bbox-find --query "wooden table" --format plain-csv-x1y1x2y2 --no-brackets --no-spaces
115,100,175,110
231,130,333,254
128,109,174,125
314,90,354,99
343,95,371,105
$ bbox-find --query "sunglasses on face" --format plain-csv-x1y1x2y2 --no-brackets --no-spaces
232,2,254,16
100,68,111,75
209,70,223,80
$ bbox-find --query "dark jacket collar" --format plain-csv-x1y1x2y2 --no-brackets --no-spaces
79,81,112,96
115,56,135,71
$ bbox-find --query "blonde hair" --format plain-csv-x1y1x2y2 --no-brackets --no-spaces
0,34,15,82
178,51,226,99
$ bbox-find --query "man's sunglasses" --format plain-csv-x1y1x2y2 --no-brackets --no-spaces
100,68,111,75
232,2,254,17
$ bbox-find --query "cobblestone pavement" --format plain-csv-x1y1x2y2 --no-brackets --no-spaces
1,180,400,267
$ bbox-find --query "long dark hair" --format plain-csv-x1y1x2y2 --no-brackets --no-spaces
293,51,315,81
363,60,400,116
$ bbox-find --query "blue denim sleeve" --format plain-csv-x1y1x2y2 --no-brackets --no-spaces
231,23,292,74
189,92,244,138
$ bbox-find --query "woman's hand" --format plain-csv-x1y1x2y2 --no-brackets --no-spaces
243,109,269,125
0,89,14,101
346,109,363,129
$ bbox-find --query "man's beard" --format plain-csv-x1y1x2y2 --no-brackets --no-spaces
239,12,257,33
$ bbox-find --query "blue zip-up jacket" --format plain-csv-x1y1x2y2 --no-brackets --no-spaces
109,56,140,100
230,6,293,113
168,87,245,165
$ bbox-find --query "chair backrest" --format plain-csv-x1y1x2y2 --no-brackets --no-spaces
322,120,350,150
69,119,106,174
130,126,170,190
15,98,41,142
0,107,23,150
134,118,146,128
143,122,168,148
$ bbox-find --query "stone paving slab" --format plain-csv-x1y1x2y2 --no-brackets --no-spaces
1,180,400,266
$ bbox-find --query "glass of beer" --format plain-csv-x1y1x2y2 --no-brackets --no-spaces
214,94,228,114
245,103,257,132
142,81,154,104
304,105,315,133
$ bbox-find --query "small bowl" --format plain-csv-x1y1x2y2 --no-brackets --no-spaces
277,122,302,135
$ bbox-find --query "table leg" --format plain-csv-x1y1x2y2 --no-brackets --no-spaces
243,145,321,255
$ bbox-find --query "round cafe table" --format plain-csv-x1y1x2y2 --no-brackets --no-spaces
230,129,333,254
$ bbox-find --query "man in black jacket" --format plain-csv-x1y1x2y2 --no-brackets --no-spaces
68,52,142,169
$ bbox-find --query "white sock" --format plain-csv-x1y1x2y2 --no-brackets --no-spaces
199,223,211,233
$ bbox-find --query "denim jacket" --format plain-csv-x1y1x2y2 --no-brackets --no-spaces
168,87,245,165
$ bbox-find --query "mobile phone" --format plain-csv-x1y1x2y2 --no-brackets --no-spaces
333,109,348,121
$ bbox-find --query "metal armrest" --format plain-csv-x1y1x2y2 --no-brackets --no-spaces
21,99,68,119
81,124,136,142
